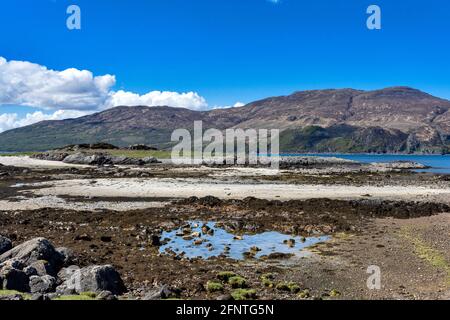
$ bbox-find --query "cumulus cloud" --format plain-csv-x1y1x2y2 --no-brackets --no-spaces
0,56,246,132
0,110,91,133
0,56,212,112
0,57,115,111
105,90,208,111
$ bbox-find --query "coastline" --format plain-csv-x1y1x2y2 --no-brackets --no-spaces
1,155,450,300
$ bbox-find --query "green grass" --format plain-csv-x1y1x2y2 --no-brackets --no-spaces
0,290,31,299
231,289,256,301
228,276,247,289
400,227,450,286
0,152,40,157
275,282,301,293
206,281,224,293
217,271,237,282
106,149,172,159
298,289,310,299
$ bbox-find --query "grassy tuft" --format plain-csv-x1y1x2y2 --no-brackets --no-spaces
217,271,237,282
206,281,224,293
228,276,247,289
231,289,256,301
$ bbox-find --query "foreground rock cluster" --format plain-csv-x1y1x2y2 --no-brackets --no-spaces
0,237,125,300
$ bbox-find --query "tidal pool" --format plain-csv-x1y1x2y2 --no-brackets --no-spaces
159,221,330,260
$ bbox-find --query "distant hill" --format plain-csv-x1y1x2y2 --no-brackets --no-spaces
1,87,449,153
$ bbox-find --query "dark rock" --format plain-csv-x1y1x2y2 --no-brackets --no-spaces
29,275,57,294
28,260,55,276
60,265,126,295
0,238,63,273
0,236,13,255
56,247,74,267
150,235,161,247
23,266,38,277
100,236,112,243
30,293,51,301
1,268,29,292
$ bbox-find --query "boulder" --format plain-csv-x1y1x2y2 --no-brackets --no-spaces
0,238,63,274
59,265,125,295
56,247,74,267
28,260,55,277
1,268,29,292
29,275,57,294
57,265,80,284
0,236,13,255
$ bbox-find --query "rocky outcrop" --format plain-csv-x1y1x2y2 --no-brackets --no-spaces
31,152,161,166
0,238,125,300
31,152,69,162
0,238,63,273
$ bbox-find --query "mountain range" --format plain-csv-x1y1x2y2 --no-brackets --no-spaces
1,86,449,153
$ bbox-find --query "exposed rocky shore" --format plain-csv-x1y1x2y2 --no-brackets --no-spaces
0,237,124,300
1,155,449,300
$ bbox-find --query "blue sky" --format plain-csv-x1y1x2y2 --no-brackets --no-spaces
1,0,450,130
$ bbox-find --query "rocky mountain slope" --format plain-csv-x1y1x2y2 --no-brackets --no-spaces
0,87,449,153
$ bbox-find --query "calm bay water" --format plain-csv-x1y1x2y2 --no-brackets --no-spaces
283,154,450,174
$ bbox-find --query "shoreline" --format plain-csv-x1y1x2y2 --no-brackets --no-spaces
1,155,450,300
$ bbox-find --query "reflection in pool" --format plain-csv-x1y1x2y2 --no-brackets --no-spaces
159,221,330,260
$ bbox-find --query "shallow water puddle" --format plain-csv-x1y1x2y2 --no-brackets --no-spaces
159,221,330,260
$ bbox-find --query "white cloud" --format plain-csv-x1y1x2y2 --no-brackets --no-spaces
213,101,246,109
0,56,246,132
0,110,91,133
0,56,212,112
0,57,115,111
105,90,208,111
